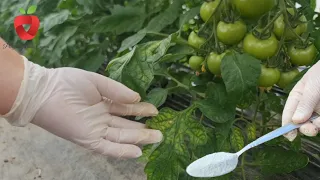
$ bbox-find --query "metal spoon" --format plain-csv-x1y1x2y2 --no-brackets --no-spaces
186,113,319,178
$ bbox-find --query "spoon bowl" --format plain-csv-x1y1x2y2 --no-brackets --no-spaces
186,152,239,178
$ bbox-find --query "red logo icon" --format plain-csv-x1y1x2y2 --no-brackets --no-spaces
14,5,40,41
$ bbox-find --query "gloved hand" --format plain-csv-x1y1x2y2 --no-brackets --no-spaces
1,56,163,159
282,61,320,141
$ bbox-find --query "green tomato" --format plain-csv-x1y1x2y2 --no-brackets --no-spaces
217,20,247,45
273,8,308,40
189,56,204,71
288,44,317,66
188,31,206,49
200,0,220,22
276,69,300,89
259,65,281,87
243,33,279,60
232,0,277,19
207,51,228,75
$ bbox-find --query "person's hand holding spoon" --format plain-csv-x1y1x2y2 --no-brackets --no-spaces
187,61,320,178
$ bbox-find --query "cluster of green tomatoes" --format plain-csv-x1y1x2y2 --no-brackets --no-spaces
186,0,318,89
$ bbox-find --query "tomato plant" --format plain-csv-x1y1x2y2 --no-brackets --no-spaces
277,68,300,88
288,44,317,66
2,0,320,180
207,51,228,75
273,8,308,40
232,0,277,19
243,33,279,60
199,0,220,22
189,55,204,71
188,31,206,48
217,20,247,45
259,65,281,87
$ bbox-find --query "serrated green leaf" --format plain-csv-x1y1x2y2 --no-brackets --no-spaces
107,35,172,98
48,26,78,65
43,10,70,32
75,50,105,72
237,88,256,109
146,0,184,32
19,8,26,14
179,6,200,28
230,127,245,152
143,107,208,180
246,123,256,142
146,0,168,15
118,29,147,52
27,5,37,14
255,147,309,175
92,5,146,35
196,83,237,123
221,52,261,103
260,93,283,114
289,134,302,152
146,88,168,107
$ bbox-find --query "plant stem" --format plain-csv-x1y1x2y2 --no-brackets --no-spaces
259,11,282,38
213,19,221,53
241,154,246,180
198,0,223,34
253,89,263,124
145,31,170,38
280,0,305,44
200,114,204,123
235,118,250,124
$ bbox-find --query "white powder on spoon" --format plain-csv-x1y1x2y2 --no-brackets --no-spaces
186,152,239,178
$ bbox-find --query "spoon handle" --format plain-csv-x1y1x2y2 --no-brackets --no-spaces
237,113,319,156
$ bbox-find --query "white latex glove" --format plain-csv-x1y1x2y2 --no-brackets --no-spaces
1,56,163,158
282,61,320,141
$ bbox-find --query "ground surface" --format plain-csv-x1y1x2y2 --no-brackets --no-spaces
0,119,147,180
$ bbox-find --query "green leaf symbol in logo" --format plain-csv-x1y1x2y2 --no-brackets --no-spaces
27,5,37,14
19,8,26,14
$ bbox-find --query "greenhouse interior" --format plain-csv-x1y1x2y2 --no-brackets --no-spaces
1,0,320,180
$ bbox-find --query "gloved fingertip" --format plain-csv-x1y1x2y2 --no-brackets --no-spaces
301,127,318,137
155,130,163,142
292,111,307,123
151,107,159,116
284,131,297,142
133,93,141,103
135,149,143,157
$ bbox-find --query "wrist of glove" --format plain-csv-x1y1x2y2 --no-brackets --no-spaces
1,56,163,159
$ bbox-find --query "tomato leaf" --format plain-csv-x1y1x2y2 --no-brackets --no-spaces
27,5,37,14
43,10,70,32
48,26,78,65
246,123,257,143
142,107,208,180
179,6,200,29
221,52,261,104
118,29,147,52
230,127,245,152
75,50,105,72
260,93,283,114
255,147,309,175
146,0,184,32
106,35,172,98
196,83,237,123
92,5,146,35
146,88,168,108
